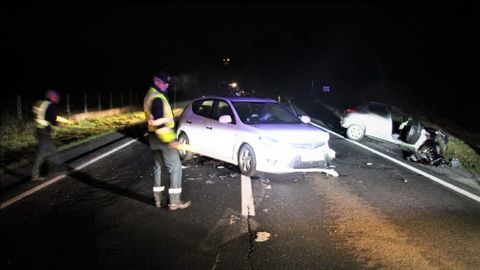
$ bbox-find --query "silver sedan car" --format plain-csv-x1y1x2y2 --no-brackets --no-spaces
177,96,337,176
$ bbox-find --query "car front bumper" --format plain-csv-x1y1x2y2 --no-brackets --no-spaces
256,146,336,174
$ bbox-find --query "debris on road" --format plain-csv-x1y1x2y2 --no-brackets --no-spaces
320,168,339,177
451,158,461,168
229,214,241,225
255,232,271,242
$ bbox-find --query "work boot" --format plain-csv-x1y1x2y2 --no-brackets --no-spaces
31,176,46,181
168,200,191,210
154,191,166,208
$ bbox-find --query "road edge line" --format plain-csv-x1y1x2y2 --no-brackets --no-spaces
310,121,480,204
0,139,137,210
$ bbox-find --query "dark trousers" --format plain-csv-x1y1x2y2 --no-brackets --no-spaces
152,148,183,203
31,128,57,178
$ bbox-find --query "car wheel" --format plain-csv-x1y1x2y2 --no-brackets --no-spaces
346,124,364,141
238,144,257,176
178,133,193,161
417,143,438,163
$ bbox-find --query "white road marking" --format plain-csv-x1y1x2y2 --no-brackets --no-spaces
310,121,480,204
241,174,255,216
0,139,137,209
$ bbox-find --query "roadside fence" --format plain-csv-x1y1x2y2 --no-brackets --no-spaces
1,92,142,121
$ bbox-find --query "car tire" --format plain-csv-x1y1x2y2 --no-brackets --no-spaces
346,124,365,141
238,144,257,176
178,133,193,161
417,143,438,163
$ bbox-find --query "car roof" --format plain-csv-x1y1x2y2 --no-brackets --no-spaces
195,95,277,103
370,101,406,112
356,101,404,112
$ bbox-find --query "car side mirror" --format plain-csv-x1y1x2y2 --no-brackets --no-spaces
219,115,232,124
300,115,311,123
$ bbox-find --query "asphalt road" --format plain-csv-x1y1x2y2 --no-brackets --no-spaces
1,105,480,270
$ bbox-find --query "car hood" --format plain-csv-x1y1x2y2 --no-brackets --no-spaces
251,124,329,144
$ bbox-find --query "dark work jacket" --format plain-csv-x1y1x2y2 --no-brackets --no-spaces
35,99,58,133
36,100,58,146
147,87,175,150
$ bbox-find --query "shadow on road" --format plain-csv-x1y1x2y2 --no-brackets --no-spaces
68,168,153,206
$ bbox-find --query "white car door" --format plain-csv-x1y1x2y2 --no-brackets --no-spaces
181,99,215,154
202,100,239,163
365,104,393,141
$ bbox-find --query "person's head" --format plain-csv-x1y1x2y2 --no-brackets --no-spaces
46,89,60,103
153,71,172,92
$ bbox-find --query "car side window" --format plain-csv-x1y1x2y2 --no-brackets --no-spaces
192,99,214,117
212,100,235,124
368,104,389,118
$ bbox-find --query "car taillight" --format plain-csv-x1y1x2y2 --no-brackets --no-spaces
345,108,356,114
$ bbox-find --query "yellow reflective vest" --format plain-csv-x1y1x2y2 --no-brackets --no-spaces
143,87,176,143
32,100,52,129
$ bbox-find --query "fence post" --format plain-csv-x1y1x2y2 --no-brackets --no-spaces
84,93,88,113
110,92,113,109
66,93,70,116
98,93,102,111
16,95,22,120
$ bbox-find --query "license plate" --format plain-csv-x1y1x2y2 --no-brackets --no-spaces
301,151,322,162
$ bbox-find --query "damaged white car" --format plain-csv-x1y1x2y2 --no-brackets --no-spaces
340,102,448,165
177,96,337,176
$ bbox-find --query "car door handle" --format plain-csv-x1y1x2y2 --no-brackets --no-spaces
186,120,192,124
206,126,212,130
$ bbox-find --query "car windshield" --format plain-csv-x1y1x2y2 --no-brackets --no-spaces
233,101,302,125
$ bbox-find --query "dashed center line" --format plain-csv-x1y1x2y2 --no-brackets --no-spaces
241,174,255,216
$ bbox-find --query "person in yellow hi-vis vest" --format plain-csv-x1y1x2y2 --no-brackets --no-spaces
31,89,72,180
144,71,191,210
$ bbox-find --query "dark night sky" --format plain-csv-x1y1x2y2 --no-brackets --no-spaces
2,1,479,129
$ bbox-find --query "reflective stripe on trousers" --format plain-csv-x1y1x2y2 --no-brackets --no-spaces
169,188,182,194
152,148,182,191
153,186,165,192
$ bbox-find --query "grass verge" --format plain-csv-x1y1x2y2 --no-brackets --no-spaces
0,112,146,175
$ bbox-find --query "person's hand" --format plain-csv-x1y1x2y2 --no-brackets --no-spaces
148,117,155,126
168,140,180,149
56,116,74,125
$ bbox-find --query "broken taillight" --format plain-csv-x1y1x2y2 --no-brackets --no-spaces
345,108,356,114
